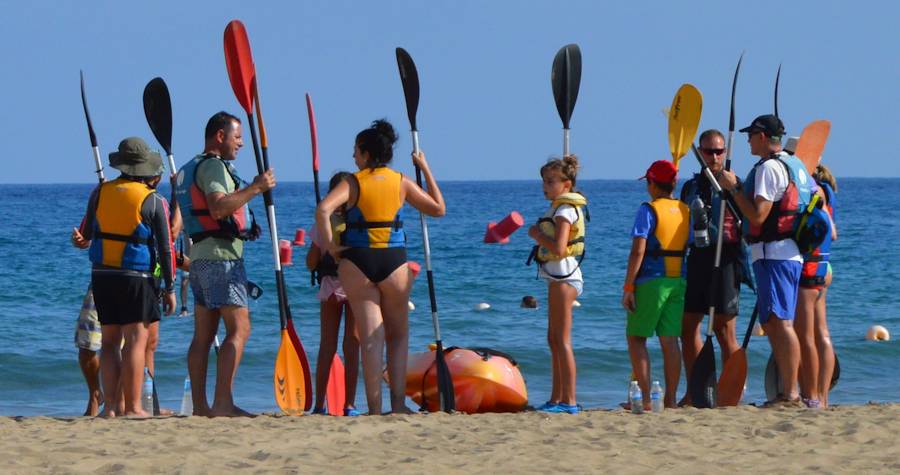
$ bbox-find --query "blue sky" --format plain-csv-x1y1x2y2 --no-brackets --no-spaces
2,0,896,183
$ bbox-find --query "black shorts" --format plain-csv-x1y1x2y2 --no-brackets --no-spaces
684,245,742,316
91,272,161,326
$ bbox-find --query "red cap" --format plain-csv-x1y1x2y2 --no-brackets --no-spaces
638,160,677,183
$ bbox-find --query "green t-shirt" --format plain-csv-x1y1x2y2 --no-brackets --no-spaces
190,156,244,261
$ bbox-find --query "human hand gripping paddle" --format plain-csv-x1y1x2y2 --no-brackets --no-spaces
306,92,347,415
396,47,455,412
224,19,311,415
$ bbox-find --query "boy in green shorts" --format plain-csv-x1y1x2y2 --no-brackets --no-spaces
622,160,691,410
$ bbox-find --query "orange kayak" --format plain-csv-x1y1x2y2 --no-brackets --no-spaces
405,347,528,414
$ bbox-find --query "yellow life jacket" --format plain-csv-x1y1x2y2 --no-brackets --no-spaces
88,178,155,271
341,167,405,248
536,192,588,262
640,198,690,279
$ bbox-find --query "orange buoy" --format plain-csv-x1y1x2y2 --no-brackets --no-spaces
292,228,306,246
278,239,293,266
484,211,524,244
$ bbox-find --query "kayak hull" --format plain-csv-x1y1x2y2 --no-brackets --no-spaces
405,348,527,414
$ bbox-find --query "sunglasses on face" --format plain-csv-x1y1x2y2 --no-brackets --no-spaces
701,148,725,155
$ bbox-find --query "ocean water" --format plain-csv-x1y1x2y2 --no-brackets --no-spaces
1,178,898,416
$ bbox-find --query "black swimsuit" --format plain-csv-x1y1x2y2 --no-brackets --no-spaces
340,248,408,283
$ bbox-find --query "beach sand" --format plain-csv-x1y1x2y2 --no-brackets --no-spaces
3,404,898,474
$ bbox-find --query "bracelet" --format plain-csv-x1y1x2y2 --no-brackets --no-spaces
623,283,635,293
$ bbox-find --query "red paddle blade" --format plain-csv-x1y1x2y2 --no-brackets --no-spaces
306,93,320,172
717,349,747,406
326,354,346,416
223,20,256,114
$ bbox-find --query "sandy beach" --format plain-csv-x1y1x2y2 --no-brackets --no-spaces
2,404,897,474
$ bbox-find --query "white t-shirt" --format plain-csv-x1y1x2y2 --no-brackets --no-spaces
749,155,801,263
538,204,584,282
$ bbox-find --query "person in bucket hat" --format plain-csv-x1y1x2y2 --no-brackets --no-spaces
71,136,176,417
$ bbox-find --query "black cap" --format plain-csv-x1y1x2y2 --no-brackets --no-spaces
739,114,785,137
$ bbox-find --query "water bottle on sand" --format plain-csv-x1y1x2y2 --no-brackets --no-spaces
629,381,643,414
650,381,663,413
180,376,193,416
141,368,153,414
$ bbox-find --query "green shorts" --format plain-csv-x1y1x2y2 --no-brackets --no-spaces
626,277,685,338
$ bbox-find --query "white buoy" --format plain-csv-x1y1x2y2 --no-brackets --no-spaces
408,300,415,311
866,325,890,341
572,300,581,307
475,302,490,311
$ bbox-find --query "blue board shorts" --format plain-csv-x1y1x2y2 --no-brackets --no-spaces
190,259,249,309
753,259,801,324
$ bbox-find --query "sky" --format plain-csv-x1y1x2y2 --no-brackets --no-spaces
1,0,896,183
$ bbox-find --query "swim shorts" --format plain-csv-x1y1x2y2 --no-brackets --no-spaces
74,286,101,351
189,259,249,309
684,246,741,315
627,277,685,337
753,259,801,324
92,273,161,326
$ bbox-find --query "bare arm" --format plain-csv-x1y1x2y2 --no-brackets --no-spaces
402,151,445,217
621,237,646,312
718,170,773,227
527,217,572,257
306,242,322,271
315,179,350,257
207,169,275,220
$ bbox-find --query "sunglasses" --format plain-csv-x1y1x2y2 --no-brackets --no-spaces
701,148,725,155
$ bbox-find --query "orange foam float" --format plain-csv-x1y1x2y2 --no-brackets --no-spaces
278,239,293,266
484,211,524,244
292,228,306,246
405,347,528,414
866,325,890,341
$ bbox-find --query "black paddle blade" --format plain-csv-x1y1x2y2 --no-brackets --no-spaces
551,44,582,129
689,336,717,408
728,52,744,133
143,77,173,155
79,71,98,148
774,63,782,119
395,47,420,131
433,341,455,412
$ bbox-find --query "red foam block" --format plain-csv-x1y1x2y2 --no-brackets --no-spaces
293,228,306,246
484,211,524,244
278,239,293,266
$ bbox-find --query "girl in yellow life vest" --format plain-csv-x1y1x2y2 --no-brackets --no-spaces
527,155,586,415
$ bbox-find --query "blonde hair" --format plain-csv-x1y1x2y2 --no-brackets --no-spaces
540,155,580,188
814,164,837,192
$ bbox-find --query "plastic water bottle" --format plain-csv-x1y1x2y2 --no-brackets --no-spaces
650,381,664,413
179,376,193,416
141,368,154,414
690,196,710,248
629,381,643,414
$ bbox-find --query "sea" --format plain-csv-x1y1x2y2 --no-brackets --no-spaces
1,179,898,416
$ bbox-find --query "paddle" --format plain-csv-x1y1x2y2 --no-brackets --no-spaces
668,84,702,170
79,71,105,183
718,303,759,406
551,44,582,156
142,77,177,175
795,120,831,175
396,47,455,412
306,92,347,414
774,63,782,118
224,19,310,415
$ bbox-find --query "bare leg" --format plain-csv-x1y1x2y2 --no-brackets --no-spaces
120,321,149,416
815,281,835,407
796,287,820,402
713,313,739,366
146,321,159,377
546,292,562,403
659,336,682,408
627,335,652,410
377,264,414,414
314,298,342,411
210,305,251,417
342,303,360,409
99,325,123,417
179,273,190,316
679,312,704,405
78,349,102,416
764,317,801,400
187,304,219,416
548,281,577,405
340,260,386,415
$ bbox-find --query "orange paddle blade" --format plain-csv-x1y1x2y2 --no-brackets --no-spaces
274,329,306,415
325,354,346,416
223,20,256,115
668,84,703,169
795,120,831,175
717,349,748,406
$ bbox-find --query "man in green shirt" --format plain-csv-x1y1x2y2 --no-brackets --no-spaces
175,111,275,417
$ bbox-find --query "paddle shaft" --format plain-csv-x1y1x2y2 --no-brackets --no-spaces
307,94,321,285
740,302,759,349
79,72,105,183
563,129,570,157
411,131,441,341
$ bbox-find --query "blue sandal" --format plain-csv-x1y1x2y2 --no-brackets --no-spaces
343,407,362,417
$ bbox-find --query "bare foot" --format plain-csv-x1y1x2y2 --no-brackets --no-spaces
677,395,691,407
124,409,151,418
208,404,254,417
98,409,116,418
84,391,103,416
389,405,416,415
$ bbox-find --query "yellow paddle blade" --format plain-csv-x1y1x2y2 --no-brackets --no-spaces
795,120,831,175
274,329,306,415
668,84,703,169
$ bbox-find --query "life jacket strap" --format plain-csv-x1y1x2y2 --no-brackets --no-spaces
345,218,403,231
96,232,149,245
648,249,685,258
